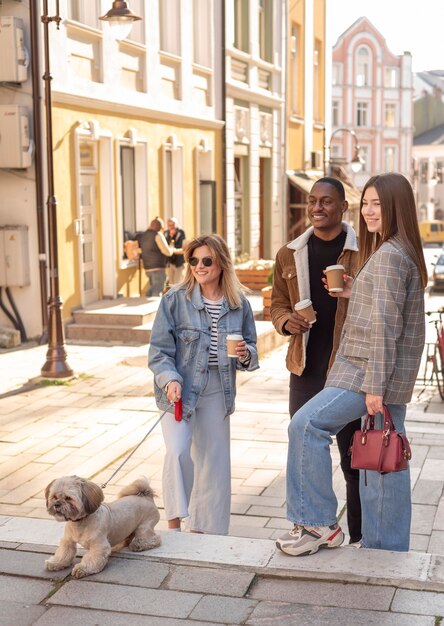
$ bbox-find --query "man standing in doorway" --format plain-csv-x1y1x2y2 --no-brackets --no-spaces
165,217,186,286
139,218,174,297
270,177,362,544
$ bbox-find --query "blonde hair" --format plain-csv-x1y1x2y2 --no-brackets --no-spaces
358,173,428,288
181,234,247,308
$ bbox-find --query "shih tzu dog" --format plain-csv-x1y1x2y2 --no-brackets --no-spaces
45,476,161,578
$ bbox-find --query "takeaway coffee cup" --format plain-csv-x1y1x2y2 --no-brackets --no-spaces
294,299,316,325
325,264,345,292
227,334,244,357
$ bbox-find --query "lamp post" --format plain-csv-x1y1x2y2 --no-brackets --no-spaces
323,128,365,176
40,1,141,378
40,0,72,378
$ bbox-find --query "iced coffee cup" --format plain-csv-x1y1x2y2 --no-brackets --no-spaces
227,334,243,358
294,299,316,325
325,264,345,292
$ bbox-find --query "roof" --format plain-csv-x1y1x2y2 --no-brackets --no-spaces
413,123,444,145
286,171,361,208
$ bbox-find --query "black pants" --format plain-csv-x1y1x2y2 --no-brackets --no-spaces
289,374,362,543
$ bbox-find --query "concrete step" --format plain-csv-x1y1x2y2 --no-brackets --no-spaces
72,299,159,327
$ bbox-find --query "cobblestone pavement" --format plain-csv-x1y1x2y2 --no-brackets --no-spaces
1,340,444,551
2,341,444,624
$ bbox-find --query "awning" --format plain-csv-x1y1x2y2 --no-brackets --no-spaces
286,170,362,208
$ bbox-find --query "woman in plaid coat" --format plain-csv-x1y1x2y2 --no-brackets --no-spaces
277,173,428,556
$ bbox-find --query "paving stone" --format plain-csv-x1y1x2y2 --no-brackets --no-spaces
0,574,54,604
412,480,443,505
420,460,444,480
248,578,395,610
49,580,201,618
166,565,255,597
410,533,430,552
0,548,68,579
0,601,47,626
34,607,214,626
411,504,436,534
392,588,444,615
190,595,257,624
87,557,169,587
248,505,286,518
428,531,444,555
246,601,435,625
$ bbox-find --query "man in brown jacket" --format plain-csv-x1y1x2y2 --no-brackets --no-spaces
271,177,362,543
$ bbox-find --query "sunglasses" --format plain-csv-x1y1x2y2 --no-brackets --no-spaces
189,256,213,267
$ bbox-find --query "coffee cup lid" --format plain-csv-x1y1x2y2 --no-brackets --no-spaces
295,299,312,310
325,264,345,272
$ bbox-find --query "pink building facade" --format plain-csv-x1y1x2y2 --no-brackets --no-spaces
331,17,413,188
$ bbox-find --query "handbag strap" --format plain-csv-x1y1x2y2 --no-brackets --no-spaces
362,404,395,434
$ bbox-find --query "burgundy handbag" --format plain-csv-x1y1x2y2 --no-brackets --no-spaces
350,405,411,473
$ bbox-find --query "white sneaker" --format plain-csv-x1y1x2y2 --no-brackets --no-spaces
276,523,344,556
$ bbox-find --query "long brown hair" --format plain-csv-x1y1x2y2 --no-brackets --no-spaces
181,234,247,308
358,173,427,288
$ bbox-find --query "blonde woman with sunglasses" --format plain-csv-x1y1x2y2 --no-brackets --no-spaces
149,234,259,534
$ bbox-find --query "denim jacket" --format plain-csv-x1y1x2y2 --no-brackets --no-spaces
148,284,259,420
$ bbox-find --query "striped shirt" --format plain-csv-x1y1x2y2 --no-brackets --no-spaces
203,296,224,365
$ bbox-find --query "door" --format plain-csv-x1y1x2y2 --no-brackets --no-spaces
78,174,99,304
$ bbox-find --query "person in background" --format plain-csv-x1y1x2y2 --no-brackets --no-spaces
271,177,362,545
276,173,427,556
165,218,186,286
139,218,174,297
148,234,259,534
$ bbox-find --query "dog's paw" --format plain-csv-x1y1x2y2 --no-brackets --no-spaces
129,534,161,552
45,559,70,571
71,563,90,579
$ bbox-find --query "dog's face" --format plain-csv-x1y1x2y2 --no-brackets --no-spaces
45,476,104,522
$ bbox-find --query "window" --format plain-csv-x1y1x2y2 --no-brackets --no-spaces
384,67,398,88
332,63,342,86
384,103,396,128
356,46,371,86
436,161,443,184
313,40,322,122
193,0,212,67
384,146,396,172
67,0,99,28
163,138,184,224
126,0,144,44
420,160,428,183
234,0,249,52
290,24,300,115
359,145,369,172
159,0,181,56
258,0,272,62
332,100,340,126
356,101,369,127
120,146,136,244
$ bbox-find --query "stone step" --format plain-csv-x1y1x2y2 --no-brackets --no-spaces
72,299,160,327
66,322,152,344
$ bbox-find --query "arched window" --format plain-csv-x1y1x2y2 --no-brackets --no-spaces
356,46,371,87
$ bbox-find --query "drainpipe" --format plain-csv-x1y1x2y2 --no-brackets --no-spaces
29,0,49,338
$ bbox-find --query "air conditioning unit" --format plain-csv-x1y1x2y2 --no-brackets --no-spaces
0,16,29,83
310,151,323,169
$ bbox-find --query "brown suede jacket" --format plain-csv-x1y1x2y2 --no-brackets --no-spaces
271,223,359,376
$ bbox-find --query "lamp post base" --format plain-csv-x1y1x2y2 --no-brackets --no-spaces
40,297,73,379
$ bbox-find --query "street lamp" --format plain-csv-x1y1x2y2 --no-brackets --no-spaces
323,128,365,176
99,1,142,41
40,1,142,379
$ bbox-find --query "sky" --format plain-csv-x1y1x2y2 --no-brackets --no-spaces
328,0,444,73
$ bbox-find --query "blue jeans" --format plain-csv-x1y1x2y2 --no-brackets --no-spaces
287,386,411,551
146,269,166,297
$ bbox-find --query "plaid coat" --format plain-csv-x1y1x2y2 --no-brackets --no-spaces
326,236,425,404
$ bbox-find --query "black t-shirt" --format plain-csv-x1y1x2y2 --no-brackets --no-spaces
296,231,347,391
